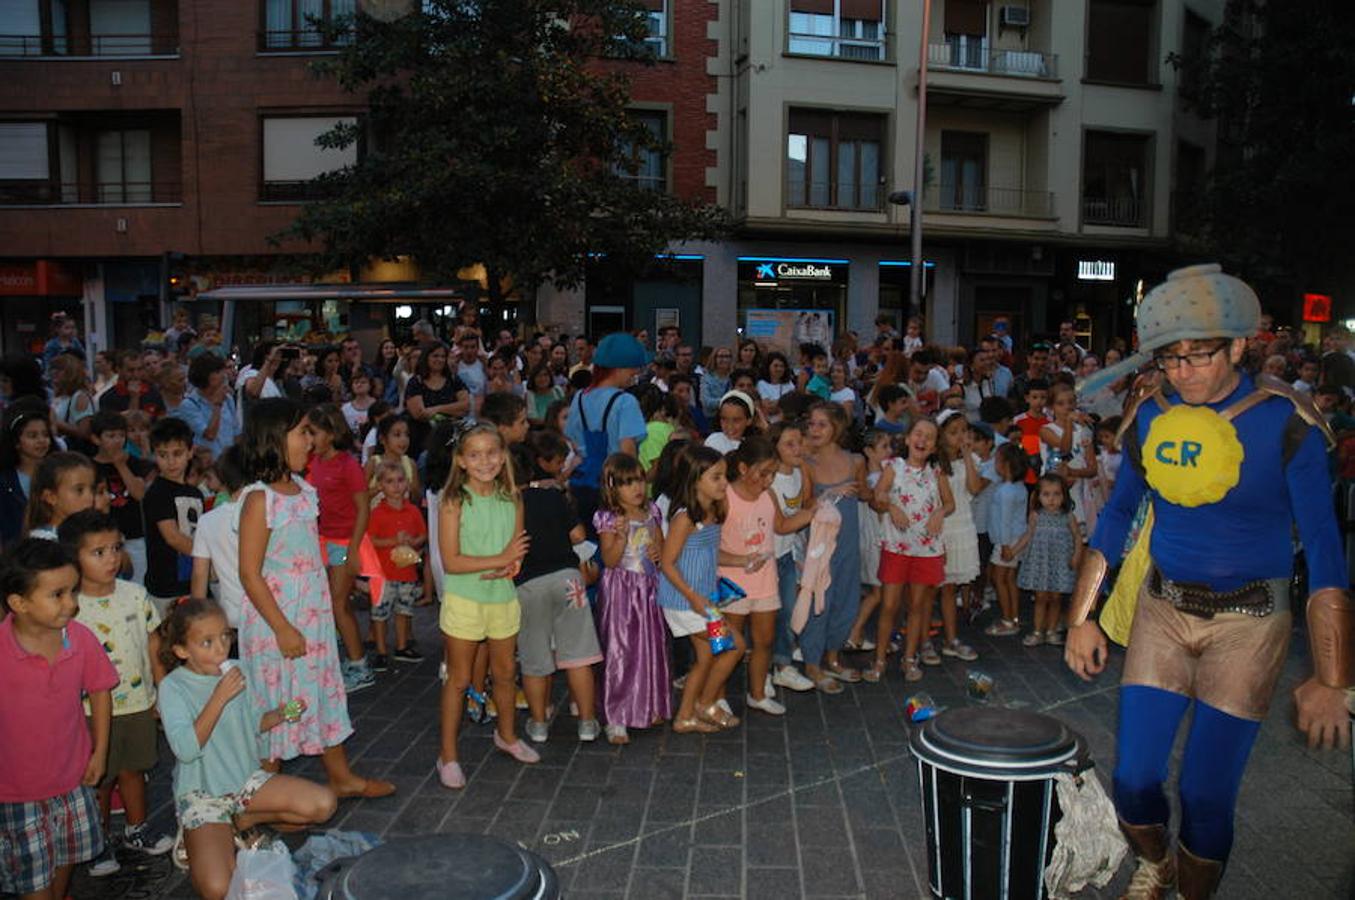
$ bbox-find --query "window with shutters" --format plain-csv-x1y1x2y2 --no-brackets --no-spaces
1082,130,1152,227
787,0,886,62
940,0,987,69
261,0,355,52
0,121,52,203
1086,0,1157,86
786,109,884,210
260,115,359,201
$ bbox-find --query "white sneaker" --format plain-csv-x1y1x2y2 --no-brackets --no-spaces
764,673,776,699
577,719,600,742
524,719,549,743
605,723,629,744
772,665,815,692
746,693,786,716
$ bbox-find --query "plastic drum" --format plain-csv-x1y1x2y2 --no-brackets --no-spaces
315,833,560,900
910,707,1090,900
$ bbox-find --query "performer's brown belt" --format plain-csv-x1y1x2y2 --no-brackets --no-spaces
1147,567,1281,619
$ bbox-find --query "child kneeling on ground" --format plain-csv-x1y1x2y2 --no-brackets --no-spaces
157,597,337,900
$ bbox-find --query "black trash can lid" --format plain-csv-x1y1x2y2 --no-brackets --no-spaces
911,707,1081,775
323,833,557,900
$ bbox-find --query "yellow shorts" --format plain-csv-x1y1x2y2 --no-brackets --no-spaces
440,592,521,641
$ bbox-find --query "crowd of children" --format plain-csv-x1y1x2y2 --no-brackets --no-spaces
0,320,1139,899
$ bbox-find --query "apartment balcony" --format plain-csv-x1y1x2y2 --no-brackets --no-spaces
0,179,182,206
926,42,1063,112
926,184,1054,217
0,0,179,58
1082,196,1146,228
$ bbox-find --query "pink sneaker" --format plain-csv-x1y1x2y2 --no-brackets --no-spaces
494,732,541,764
436,758,466,789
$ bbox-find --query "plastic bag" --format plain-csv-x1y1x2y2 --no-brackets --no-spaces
226,844,299,900
291,829,382,900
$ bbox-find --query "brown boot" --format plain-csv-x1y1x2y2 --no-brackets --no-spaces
1176,844,1224,900
1118,820,1176,900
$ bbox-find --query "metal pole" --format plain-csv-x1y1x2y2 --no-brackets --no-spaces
910,0,931,320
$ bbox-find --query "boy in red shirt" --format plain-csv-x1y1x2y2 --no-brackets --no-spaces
366,460,428,669
0,539,118,899
1012,378,1050,485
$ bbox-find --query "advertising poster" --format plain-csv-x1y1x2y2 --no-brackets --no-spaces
744,309,836,359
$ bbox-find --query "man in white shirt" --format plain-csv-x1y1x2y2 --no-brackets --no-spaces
235,342,284,414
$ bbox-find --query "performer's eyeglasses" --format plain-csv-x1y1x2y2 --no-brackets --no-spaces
1153,343,1227,371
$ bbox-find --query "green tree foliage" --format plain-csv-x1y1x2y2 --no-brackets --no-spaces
277,0,728,308
1177,0,1355,297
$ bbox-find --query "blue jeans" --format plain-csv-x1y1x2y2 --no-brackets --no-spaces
773,553,798,667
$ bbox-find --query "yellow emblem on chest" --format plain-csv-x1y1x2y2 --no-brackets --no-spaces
1143,404,1245,507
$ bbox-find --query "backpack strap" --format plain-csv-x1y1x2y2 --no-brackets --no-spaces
575,389,591,432
1251,373,1337,450
599,391,623,433
1113,373,1168,453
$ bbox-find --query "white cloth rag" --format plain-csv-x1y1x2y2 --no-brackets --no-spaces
1043,771,1128,899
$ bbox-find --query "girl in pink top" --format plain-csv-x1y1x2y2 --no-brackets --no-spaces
303,405,371,687
718,437,813,717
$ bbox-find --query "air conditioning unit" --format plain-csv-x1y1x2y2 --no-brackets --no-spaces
1000,5,1030,27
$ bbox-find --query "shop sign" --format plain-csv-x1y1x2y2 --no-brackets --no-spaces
742,257,847,283
1077,260,1116,281
0,261,82,297
1302,293,1332,323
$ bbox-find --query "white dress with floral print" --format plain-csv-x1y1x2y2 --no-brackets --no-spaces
879,458,945,559
238,477,352,761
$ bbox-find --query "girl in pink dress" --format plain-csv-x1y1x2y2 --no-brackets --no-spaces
237,398,393,799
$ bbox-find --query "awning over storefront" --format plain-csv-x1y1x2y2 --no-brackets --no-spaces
196,283,462,303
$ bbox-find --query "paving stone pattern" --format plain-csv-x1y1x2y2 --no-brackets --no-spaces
74,609,1354,899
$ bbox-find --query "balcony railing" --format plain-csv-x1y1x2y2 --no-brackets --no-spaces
928,43,1057,78
926,184,1054,218
0,32,178,57
1083,196,1146,227
259,28,353,52
0,180,182,205
786,180,885,212
788,33,886,62
259,180,342,202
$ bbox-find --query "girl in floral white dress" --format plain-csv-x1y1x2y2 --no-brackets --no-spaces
870,418,954,682
934,410,982,664
238,398,394,799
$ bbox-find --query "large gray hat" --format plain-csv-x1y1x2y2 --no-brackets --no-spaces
1077,263,1259,395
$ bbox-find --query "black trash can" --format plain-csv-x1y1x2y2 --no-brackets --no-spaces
910,706,1090,900
315,833,560,900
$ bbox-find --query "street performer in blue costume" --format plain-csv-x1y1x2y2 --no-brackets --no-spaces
1065,264,1353,900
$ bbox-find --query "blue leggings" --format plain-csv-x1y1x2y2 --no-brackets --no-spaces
1112,685,1260,862
772,552,798,667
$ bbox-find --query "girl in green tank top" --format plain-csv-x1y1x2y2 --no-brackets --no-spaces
435,425,536,789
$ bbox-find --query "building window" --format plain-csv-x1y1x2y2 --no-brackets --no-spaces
941,0,987,69
787,0,886,62
642,0,668,57
0,0,176,57
261,0,355,51
616,110,667,192
939,131,987,211
1083,130,1151,227
1178,9,1210,99
786,109,883,211
0,122,52,202
96,128,152,202
261,116,358,201
1086,0,1156,85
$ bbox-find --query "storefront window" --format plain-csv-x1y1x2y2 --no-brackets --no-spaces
736,257,847,352
877,260,936,330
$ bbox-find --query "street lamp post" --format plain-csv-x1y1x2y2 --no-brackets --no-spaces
909,0,932,321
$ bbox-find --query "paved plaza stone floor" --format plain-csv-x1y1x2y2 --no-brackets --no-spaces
74,605,1354,899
